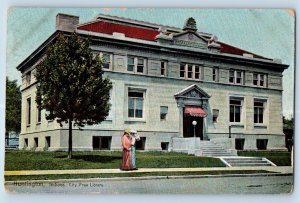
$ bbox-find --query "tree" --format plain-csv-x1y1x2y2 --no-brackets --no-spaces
283,116,294,130
6,77,21,137
35,33,112,159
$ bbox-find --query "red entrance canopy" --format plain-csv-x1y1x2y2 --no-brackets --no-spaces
184,106,207,117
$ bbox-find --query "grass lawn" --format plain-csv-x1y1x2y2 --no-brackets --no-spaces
4,170,273,181
238,151,291,166
5,151,225,171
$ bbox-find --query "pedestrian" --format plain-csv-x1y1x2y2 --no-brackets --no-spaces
130,129,140,170
120,128,133,170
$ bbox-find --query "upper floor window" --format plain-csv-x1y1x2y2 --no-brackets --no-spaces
27,97,31,126
37,102,42,124
100,52,112,70
127,56,146,73
161,61,167,76
230,98,243,123
194,65,200,80
253,73,266,87
26,71,31,86
180,64,185,78
128,90,144,118
187,65,193,79
254,100,265,124
229,70,243,85
180,64,202,80
127,57,135,72
212,67,219,82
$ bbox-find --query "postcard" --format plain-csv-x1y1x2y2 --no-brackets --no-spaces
4,8,294,194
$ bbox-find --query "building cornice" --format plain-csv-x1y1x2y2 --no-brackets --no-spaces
16,29,289,73
80,30,288,70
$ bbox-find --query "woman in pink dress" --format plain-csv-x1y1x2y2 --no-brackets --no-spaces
120,129,133,170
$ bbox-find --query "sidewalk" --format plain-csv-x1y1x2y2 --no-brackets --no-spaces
4,166,293,176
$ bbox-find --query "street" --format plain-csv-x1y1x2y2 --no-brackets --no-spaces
5,174,293,194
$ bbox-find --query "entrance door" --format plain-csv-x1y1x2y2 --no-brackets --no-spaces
183,115,203,139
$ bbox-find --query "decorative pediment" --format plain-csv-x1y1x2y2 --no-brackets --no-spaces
173,31,208,49
174,84,210,99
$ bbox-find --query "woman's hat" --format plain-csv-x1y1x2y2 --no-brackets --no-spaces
124,128,131,134
130,129,137,134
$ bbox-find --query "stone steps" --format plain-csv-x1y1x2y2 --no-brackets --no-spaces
221,157,275,167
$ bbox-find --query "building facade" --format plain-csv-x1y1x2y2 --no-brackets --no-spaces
17,13,288,153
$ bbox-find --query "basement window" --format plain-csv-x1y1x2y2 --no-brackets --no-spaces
136,137,146,150
235,138,245,150
257,139,268,150
93,136,112,150
45,136,51,149
161,142,169,151
34,137,38,147
24,138,28,148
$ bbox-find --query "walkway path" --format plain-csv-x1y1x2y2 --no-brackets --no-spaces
4,166,292,176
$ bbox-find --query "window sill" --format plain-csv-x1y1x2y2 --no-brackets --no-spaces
229,83,243,86
229,123,244,128
253,86,266,88
36,122,41,126
254,124,267,128
124,118,146,124
26,124,31,128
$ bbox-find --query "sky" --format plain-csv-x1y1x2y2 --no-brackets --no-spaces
6,8,295,117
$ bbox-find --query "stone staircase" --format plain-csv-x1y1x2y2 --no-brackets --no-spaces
220,157,276,167
171,138,276,167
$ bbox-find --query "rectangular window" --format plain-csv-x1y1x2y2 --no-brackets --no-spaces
26,71,31,85
93,136,112,150
254,100,265,124
37,99,42,123
187,65,193,79
34,137,38,148
230,98,243,123
24,138,28,148
194,66,200,80
45,136,51,149
37,107,42,123
180,64,202,80
253,73,266,87
127,56,145,73
128,91,144,118
212,109,219,123
212,68,219,82
127,56,135,72
229,70,235,83
27,98,31,125
180,64,186,78
136,137,146,150
161,142,169,151
160,106,168,120
236,71,242,84
260,75,265,87
36,92,42,124
235,139,245,150
137,58,144,73
257,139,268,150
101,52,112,70
229,70,243,85
161,61,167,76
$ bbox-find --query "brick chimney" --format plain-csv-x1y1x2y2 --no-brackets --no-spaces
56,13,79,32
